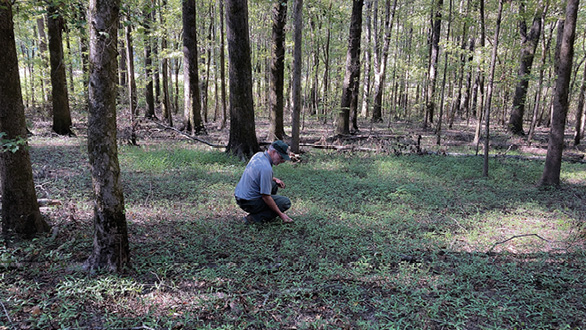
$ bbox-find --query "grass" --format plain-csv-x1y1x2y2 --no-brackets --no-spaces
1,135,586,329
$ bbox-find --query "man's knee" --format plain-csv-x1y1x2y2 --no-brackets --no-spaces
273,195,291,212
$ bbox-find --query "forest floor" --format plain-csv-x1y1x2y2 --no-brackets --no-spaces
1,112,586,329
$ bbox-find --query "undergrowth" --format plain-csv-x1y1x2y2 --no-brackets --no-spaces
1,137,585,329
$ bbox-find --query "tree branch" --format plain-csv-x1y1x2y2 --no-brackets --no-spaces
487,234,551,254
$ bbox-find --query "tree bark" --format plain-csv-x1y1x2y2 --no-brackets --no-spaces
540,0,579,187
268,0,288,141
0,0,49,239
290,0,303,153
225,0,259,159
508,0,543,136
337,0,363,135
47,3,73,136
183,0,204,134
86,0,129,272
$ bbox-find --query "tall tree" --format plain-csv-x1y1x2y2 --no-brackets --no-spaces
371,0,396,123
508,0,543,135
36,16,50,108
361,0,373,118
336,0,363,135
219,0,228,129
268,0,288,141
574,62,586,145
183,0,204,134
540,0,579,187
160,0,173,126
225,0,259,159
85,0,129,272
482,0,504,177
435,0,453,145
0,0,50,238
47,0,73,136
424,0,443,128
290,0,303,153
143,2,155,119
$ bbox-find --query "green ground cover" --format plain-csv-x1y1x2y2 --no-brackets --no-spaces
1,136,585,329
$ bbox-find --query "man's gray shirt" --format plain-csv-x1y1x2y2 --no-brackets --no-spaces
234,151,273,200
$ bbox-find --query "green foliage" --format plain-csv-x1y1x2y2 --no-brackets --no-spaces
2,139,586,329
0,132,27,153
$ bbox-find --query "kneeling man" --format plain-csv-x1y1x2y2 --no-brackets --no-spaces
234,140,293,224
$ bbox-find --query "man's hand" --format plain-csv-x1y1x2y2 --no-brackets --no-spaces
273,177,286,189
280,213,293,223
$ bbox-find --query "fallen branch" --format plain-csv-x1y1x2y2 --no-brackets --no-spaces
487,234,551,254
300,143,379,152
149,120,225,149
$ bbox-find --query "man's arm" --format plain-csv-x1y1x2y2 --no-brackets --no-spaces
261,194,293,223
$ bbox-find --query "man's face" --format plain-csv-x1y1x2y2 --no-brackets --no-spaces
270,149,286,166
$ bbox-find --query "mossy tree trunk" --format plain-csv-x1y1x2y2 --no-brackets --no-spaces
86,0,129,272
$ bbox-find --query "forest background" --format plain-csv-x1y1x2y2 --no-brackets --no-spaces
1,0,586,328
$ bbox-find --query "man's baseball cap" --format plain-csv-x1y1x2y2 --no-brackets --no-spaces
272,140,291,161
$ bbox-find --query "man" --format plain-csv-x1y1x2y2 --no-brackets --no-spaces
235,140,293,224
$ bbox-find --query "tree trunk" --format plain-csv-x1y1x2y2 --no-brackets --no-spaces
219,0,228,129
268,0,288,141
183,0,204,134
0,0,49,239
291,0,303,153
36,17,50,108
225,0,259,160
424,0,443,128
508,0,543,136
144,5,155,119
85,0,129,272
540,0,579,187
482,0,504,177
574,44,586,145
473,0,486,147
160,0,173,126
118,23,127,88
337,0,363,135
125,22,137,117
436,0,453,145
47,3,73,136
361,0,372,118
321,0,332,124
371,0,396,123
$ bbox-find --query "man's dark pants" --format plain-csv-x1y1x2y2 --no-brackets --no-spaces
236,181,291,223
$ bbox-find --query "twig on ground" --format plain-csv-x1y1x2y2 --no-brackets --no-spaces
487,234,551,254
1,299,15,330
447,216,468,233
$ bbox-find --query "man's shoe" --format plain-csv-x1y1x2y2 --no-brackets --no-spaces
243,215,254,224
